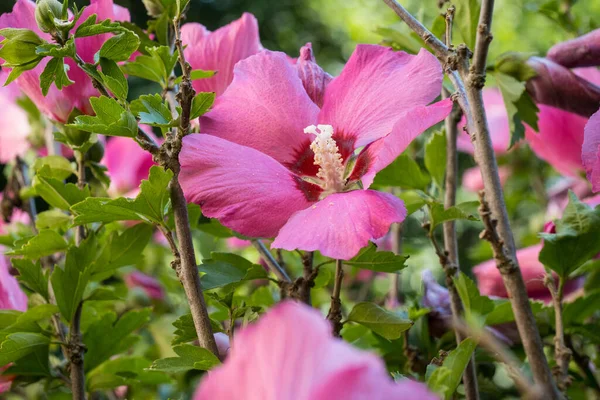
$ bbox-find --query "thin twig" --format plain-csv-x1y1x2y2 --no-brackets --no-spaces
381,0,559,395
386,222,403,308
546,275,572,392
327,260,344,337
453,320,540,399
299,251,314,305
68,302,86,400
440,84,479,400
252,240,291,282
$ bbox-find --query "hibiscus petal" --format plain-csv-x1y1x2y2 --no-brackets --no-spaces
583,109,600,192
319,45,443,148
183,13,262,97
355,100,452,187
0,254,28,311
526,104,587,177
181,22,210,46
201,50,319,169
272,190,406,260
180,134,319,238
194,301,432,400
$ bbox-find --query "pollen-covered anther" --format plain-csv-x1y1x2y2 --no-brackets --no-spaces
304,124,345,195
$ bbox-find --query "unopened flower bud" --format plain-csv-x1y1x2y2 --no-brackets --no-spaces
35,0,63,34
547,29,600,69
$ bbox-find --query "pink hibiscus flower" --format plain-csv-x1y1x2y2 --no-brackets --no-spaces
102,135,156,197
123,271,164,300
181,13,262,97
193,301,437,400
0,0,130,123
180,45,451,259
473,244,583,304
0,70,31,163
583,110,600,192
457,88,510,155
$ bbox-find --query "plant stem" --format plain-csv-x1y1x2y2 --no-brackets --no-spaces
547,276,571,392
68,302,86,400
441,87,479,400
386,222,403,308
300,251,314,305
381,0,559,396
252,240,291,282
327,259,344,337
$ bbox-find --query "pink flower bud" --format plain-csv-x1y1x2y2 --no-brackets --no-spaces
214,332,230,359
526,57,600,118
296,43,333,108
547,29,600,69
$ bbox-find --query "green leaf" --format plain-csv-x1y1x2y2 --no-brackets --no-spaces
74,15,125,37
172,314,223,346
453,0,481,48
8,230,68,259
189,92,215,119
0,333,49,365
345,243,408,273
11,259,50,300
0,305,59,338
427,338,478,399
69,96,138,137
84,309,151,372
33,156,76,180
71,166,173,225
35,40,76,58
33,174,90,210
94,224,153,275
398,190,428,215
98,30,140,62
346,302,413,340
430,201,479,228
0,29,45,82
51,235,98,321
6,345,51,377
454,272,494,320
540,192,600,277
39,57,74,96
485,299,544,325
99,58,128,100
87,356,171,391
130,93,174,127
495,52,538,82
374,26,423,54
424,130,447,188
563,291,600,326
35,209,71,231
494,71,539,148
373,153,431,190
149,344,220,373
174,69,216,84
122,46,178,88
199,252,268,291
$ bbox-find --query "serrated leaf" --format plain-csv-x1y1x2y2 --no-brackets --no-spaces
425,130,447,188
33,156,75,180
11,259,50,300
130,93,173,127
94,224,153,275
149,344,220,373
347,302,412,340
454,272,494,320
71,166,173,225
84,309,151,372
453,0,480,48
174,69,216,84
35,209,71,231
0,29,45,80
69,96,138,137
430,201,479,228
0,333,49,365
199,252,268,291
540,191,600,277
345,243,408,273
427,338,478,399
99,58,128,100
6,345,51,377
74,15,125,37
122,46,177,88
8,230,68,259
33,174,90,210
98,30,140,62
51,235,98,321
373,153,431,190
39,57,74,96
172,313,223,345
189,92,215,119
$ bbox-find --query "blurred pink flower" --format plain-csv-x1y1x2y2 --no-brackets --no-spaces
124,271,164,300
583,109,600,192
462,165,511,193
473,244,583,304
457,88,510,155
226,237,252,249
548,29,600,69
102,134,156,197
0,0,131,123
0,70,30,163
181,13,262,98
0,255,27,312
180,45,451,259
213,332,230,359
193,301,437,400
